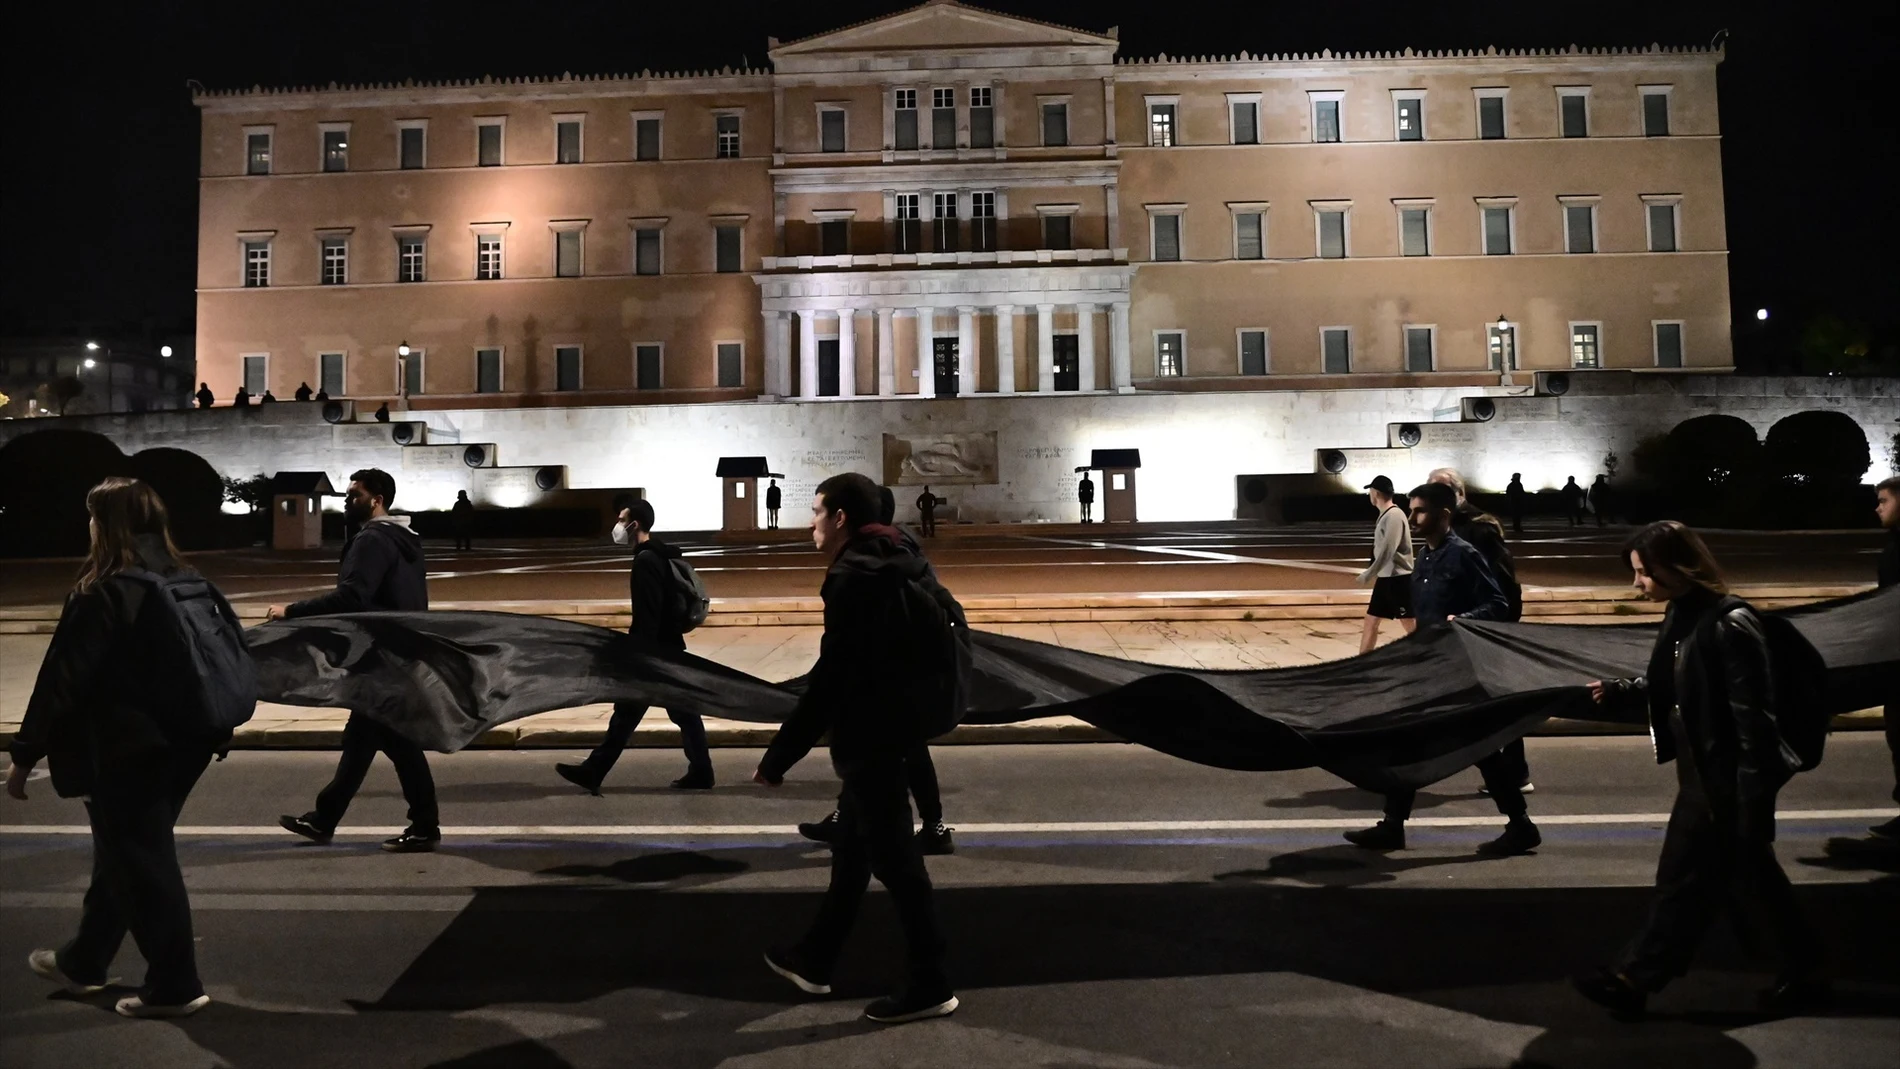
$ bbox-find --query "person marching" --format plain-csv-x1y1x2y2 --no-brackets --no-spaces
1824,474,1900,858
1356,475,1416,654
1576,521,1827,1015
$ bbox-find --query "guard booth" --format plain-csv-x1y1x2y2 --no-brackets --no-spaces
270,471,336,550
1090,448,1141,523
715,456,776,532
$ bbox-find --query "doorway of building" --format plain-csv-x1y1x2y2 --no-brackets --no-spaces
817,338,840,397
1053,334,1080,391
933,337,960,396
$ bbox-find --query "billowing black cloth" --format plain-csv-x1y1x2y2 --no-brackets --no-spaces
245,588,1897,792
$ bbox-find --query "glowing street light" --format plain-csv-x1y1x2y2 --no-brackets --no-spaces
85,341,100,351
160,345,173,358
397,341,411,357
1755,308,1769,321
83,358,97,369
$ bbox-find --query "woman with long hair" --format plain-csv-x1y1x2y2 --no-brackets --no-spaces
1576,520,1825,1015
5,478,222,1018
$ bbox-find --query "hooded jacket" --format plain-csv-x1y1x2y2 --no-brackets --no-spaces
1452,502,1521,622
760,523,949,779
287,514,428,616
629,536,688,651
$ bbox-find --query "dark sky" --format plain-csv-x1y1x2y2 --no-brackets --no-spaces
13,1,1895,367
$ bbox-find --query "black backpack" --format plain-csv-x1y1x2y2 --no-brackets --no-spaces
889,574,973,741
123,569,259,741
1758,612,1830,772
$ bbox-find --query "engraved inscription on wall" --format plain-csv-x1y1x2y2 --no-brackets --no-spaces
883,432,999,486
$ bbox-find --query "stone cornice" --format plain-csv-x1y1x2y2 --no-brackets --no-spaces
1114,43,1723,80
194,70,772,113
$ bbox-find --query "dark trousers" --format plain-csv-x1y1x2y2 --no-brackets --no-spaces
1887,698,1900,807
767,508,779,530
453,530,472,550
907,744,943,827
1080,501,1093,522
58,745,213,1004
582,702,711,778
1618,790,1822,990
920,511,936,536
1385,738,1530,822
797,758,949,993
313,711,439,835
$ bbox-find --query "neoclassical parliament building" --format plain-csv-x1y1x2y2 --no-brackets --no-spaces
194,1,1728,413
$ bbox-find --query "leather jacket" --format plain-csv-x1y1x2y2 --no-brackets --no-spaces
1601,590,1801,841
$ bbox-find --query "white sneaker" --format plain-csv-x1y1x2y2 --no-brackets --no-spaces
115,994,211,1019
28,949,113,994
1478,781,1535,796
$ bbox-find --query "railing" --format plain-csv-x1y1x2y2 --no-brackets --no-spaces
760,248,1129,271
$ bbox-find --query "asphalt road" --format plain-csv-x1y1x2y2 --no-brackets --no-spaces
4,739,1896,1068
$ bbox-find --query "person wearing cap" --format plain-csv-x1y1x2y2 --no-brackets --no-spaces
1356,475,1416,654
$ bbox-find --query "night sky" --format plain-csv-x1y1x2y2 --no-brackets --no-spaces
13,1,1895,370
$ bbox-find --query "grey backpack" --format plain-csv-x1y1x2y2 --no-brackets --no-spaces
669,558,711,633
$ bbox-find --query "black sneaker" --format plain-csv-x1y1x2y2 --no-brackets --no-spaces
671,768,715,790
1476,817,1542,857
1573,968,1646,1016
763,946,831,995
864,987,959,1024
1344,821,1404,850
381,832,440,854
555,762,603,796
799,811,841,843
917,822,955,856
279,814,334,845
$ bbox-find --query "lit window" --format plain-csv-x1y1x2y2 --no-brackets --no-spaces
246,131,272,175
322,129,349,172
1156,332,1185,377
715,114,740,159
320,238,348,285
398,236,426,282
1570,324,1601,369
1394,95,1424,141
243,240,270,288
1148,102,1176,147
477,234,503,280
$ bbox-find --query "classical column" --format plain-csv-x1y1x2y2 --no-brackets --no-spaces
774,312,794,398
1076,303,1098,391
1110,301,1134,391
1036,303,1056,393
761,309,785,398
837,308,857,397
798,311,819,399
994,304,1017,393
876,307,896,396
915,306,936,398
956,306,977,395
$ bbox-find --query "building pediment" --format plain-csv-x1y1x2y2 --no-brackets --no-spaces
770,1,1117,72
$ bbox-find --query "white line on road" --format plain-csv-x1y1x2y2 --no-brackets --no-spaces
3,810,1889,837
1025,536,1365,576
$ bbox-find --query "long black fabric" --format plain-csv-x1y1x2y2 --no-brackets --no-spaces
246,587,1898,792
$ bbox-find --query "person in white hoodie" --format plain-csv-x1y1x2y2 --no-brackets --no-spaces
1356,475,1416,654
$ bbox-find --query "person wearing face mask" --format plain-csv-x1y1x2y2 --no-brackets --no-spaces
556,498,711,792
268,469,439,853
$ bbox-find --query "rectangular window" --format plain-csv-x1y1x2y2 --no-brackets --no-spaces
1642,91,1671,137
1404,326,1435,372
1654,322,1684,368
478,122,503,165
1234,212,1263,259
1488,323,1518,371
715,114,740,159
1043,214,1072,251
1482,207,1513,255
1560,91,1589,137
242,355,267,395
556,119,582,163
1239,329,1268,375
1312,97,1341,142
319,352,345,396
970,87,993,148
971,191,996,251
322,129,349,171
932,192,958,252
555,346,583,391
894,88,919,150
1231,99,1259,144
1041,102,1068,147
932,87,956,148
635,344,662,389
402,349,425,396
1149,102,1176,147
398,236,426,282
1394,95,1423,141
320,237,348,285
1400,208,1430,256
1151,213,1181,261
895,194,921,252
1316,210,1347,259
476,348,503,393
477,233,503,280
634,228,662,275
246,131,272,175
1155,331,1184,377
714,225,742,272
1570,323,1601,369
1477,94,1506,139
1647,201,1679,252
820,219,849,256
820,108,846,152
1564,204,1597,254
1322,328,1351,373
635,117,661,160
555,229,582,277
243,240,270,287
399,125,425,169
716,342,743,388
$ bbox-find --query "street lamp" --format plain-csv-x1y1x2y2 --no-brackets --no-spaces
85,341,101,352
160,345,173,358
1492,314,1518,385
83,358,97,369
1755,308,1769,322
396,341,412,408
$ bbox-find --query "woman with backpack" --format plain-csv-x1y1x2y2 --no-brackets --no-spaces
1575,520,1826,1016
6,477,242,1018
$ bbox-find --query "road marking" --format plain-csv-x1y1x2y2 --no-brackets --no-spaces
3,810,1889,838
1026,536,1364,576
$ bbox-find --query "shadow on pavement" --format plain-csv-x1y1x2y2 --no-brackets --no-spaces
1212,843,1499,886
1262,786,1469,812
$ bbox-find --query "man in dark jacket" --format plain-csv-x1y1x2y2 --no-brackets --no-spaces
1346,482,1543,856
450,490,475,552
1432,468,1533,797
766,479,781,530
915,486,939,537
756,472,958,1025
195,383,215,409
1827,475,1900,857
269,468,439,853
1562,476,1586,525
556,498,711,792
1504,473,1527,535
1078,472,1095,523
